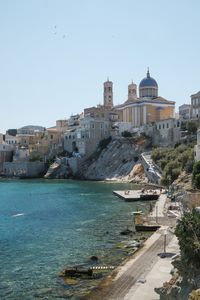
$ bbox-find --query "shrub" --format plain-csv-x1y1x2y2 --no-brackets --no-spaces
185,160,194,173
98,136,112,150
192,161,200,189
175,208,200,269
187,121,198,135
121,131,132,138
151,142,194,186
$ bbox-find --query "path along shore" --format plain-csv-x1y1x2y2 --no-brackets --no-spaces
86,193,179,300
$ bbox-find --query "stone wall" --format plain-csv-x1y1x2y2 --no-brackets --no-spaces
3,162,46,178
0,150,13,172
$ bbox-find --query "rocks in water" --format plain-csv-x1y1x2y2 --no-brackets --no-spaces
59,267,93,279
90,255,98,262
120,227,134,235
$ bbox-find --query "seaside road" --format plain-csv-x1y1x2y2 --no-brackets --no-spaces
88,231,174,300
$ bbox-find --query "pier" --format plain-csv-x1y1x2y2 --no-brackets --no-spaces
113,189,160,202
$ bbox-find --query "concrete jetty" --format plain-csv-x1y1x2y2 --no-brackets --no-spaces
113,189,160,202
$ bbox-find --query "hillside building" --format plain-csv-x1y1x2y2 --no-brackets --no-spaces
191,91,200,119
179,104,191,120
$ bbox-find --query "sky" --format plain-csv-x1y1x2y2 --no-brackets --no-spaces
0,0,200,133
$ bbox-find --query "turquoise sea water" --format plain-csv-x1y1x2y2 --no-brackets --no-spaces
0,179,147,299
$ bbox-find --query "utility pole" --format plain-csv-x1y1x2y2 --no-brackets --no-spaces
156,205,158,223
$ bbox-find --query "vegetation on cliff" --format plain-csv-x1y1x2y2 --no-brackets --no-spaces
151,142,194,185
192,161,200,189
175,208,200,271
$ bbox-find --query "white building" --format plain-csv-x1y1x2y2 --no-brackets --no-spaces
64,117,110,156
179,104,191,120
5,134,18,148
112,122,133,136
154,118,181,146
195,129,200,162
191,91,200,119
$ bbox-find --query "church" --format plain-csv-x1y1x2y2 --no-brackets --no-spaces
115,69,175,127
84,70,175,128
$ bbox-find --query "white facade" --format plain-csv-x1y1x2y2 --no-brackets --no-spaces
195,129,200,162
191,92,200,119
64,117,110,156
5,134,18,148
113,122,133,136
179,104,191,120
154,118,181,146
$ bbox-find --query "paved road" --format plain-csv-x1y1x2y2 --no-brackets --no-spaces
88,232,174,300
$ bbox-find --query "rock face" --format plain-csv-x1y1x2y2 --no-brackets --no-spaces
78,138,147,182
44,160,73,179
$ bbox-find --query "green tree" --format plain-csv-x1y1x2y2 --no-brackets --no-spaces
187,121,198,135
175,208,200,269
98,136,112,150
192,161,200,189
121,130,132,138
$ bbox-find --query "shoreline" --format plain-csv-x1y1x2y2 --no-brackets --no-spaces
80,193,177,300
0,175,165,189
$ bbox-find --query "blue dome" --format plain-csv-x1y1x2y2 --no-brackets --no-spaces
139,70,158,88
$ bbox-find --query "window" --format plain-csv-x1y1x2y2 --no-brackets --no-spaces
159,125,161,129
167,123,169,128
163,124,165,129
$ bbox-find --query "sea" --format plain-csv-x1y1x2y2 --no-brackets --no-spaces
0,179,151,299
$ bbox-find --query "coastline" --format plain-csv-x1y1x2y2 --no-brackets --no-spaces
79,193,178,300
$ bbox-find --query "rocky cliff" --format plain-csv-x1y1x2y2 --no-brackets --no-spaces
78,137,148,182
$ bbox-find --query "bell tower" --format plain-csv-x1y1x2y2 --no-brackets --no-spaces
103,78,113,109
128,81,137,101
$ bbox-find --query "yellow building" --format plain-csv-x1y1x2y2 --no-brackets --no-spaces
115,70,175,127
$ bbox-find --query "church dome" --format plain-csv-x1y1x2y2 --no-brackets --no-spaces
139,69,158,98
139,70,158,88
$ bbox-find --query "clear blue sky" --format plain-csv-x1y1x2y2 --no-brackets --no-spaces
0,0,200,132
